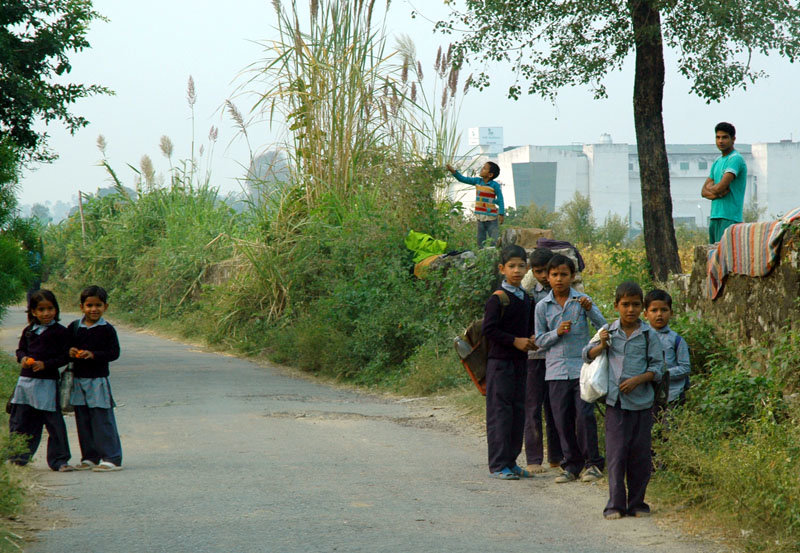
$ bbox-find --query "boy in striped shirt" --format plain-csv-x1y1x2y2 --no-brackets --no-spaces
446,161,505,247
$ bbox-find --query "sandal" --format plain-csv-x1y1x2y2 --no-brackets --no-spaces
511,465,535,478
74,460,97,471
92,461,122,472
489,467,519,480
57,464,75,472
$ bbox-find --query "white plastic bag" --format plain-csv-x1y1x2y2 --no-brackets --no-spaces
579,328,610,403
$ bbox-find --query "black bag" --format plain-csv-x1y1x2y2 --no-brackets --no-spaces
59,367,74,413
454,290,510,395
59,321,81,414
644,330,670,411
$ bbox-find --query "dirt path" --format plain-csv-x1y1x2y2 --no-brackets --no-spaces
0,307,720,552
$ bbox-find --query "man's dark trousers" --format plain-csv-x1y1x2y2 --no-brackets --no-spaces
486,358,526,473
524,358,562,465
548,379,604,475
604,401,653,516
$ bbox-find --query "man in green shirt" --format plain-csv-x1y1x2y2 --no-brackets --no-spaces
701,122,747,243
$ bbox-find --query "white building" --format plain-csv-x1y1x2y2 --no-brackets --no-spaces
451,128,800,227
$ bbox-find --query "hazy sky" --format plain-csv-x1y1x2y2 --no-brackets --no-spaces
17,0,800,205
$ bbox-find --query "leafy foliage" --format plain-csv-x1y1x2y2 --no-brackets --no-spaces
436,0,800,103
0,0,112,163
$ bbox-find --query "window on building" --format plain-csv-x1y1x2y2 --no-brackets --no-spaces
628,163,634,170
698,161,708,170
679,161,689,171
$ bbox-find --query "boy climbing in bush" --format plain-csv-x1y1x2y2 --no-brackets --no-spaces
445,161,504,248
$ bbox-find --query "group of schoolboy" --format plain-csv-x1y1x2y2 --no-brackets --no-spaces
482,245,690,520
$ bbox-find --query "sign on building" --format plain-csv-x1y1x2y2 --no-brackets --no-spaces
468,127,504,155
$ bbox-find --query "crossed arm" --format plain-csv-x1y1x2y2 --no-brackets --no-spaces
701,171,735,200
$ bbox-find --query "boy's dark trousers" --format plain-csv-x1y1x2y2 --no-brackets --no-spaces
8,403,71,470
486,358,526,472
524,358,562,466
477,219,500,248
74,405,123,466
604,401,653,516
548,379,604,476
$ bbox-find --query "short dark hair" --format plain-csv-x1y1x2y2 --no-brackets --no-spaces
644,289,672,309
500,245,527,264
27,289,61,324
547,254,575,275
80,285,109,304
715,122,736,138
529,247,554,268
615,281,643,304
486,161,500,179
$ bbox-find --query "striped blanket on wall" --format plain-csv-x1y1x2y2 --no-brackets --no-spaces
707,205,800,299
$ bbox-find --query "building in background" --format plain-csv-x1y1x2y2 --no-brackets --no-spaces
450,127,800,228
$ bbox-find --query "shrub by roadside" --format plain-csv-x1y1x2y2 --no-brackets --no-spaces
0,354,29,550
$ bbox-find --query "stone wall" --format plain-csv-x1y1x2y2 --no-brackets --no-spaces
685,221,800,344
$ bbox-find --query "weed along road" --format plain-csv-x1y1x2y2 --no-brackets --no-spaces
0,307,716,553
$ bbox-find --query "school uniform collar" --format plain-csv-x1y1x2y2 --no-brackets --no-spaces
654,324,672,334
79,316,108,328
533,282,549,294
501,280,525,300
31,321,55,334
542,287,581,304
608,319,651,339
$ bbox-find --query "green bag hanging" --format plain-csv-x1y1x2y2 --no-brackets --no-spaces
405,230,447,263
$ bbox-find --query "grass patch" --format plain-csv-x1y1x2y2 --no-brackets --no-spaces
0,354,30,551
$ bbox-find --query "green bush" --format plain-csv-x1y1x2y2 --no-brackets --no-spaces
652,313,800,552
0,355,29,546
0,234,31,309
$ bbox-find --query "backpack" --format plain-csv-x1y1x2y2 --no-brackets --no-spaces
644,330,670,411
453,290,510,395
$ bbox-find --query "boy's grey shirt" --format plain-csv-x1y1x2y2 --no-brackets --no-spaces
526,281,550,360
534,287,606,380
653,324,691,402
582,319,664,411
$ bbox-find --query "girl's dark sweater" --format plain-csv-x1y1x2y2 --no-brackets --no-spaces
483,290,534,360
15,323,70,380
66,321,120,378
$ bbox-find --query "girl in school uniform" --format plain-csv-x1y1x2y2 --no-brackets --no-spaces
9,290,73,471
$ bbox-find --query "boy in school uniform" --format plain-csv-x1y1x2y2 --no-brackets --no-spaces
644,289,690,408
535,254,606,483
446,161,505,247
68,286,123,471
522,248,563,472
584,282,664,519
483,245,536,480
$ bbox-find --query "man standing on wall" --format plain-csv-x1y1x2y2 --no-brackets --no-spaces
701,122,747,243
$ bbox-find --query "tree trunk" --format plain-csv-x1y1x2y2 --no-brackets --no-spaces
628,0,682,281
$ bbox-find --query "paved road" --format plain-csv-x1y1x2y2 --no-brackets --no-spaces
0,307,717,552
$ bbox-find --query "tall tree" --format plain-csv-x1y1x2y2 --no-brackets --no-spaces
0,0,111,164
436,0,800,280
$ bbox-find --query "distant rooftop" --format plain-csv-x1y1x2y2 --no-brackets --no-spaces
501,143,754,156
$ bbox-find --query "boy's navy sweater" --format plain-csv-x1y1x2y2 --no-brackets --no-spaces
16,323,70,380
483,290,534,360
67,321,120,378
